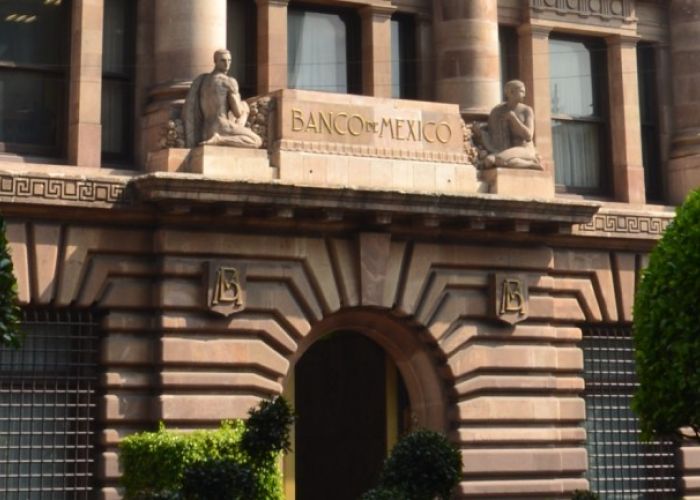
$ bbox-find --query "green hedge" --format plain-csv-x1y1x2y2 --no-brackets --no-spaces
0,217,22,348
120,397,294,500
633,188,700,440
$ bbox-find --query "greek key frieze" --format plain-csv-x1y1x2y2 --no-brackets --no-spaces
0,174,132,206
577,213,672,238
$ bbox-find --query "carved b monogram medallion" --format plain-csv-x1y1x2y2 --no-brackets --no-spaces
492,273,528,325
205,261,246,316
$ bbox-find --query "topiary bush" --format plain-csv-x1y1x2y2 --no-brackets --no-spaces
363,429,462,500
120,396,294,499
0,217,22,348
633,188,700,441
180,459,257,500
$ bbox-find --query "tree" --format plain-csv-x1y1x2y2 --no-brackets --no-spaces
0,217,22,348
633,188,700,441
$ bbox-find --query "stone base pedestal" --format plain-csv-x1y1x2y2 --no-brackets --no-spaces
668,155,700,205
146,148,191,173
481,167,554,198
189,146,273,180
274,150,478,195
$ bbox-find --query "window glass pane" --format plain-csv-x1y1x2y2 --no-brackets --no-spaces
550,39,595,117
103,0,127,75
0,0,69,67
391,19,401,99
227,0,256,97
552,119,601,189
288,10,348,93
0,70,64,151
499,26,519,96
101,80,127,155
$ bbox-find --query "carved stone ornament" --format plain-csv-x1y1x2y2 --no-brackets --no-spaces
182,49,262,149
491,273,529,325
530,0,635,23
204,261,246,316
478,80,542,170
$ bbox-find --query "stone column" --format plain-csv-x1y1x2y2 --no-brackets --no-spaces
153,0,226,89
432,1,500,118
143,0,226,163
607,35,645,204
68,0,104,167
668,0,700,204
518,24,554,172
360,5,395,98
257,0,289,93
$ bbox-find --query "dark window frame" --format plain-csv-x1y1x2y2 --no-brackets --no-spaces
0,1,71,158
549,34,611,196
227,0,258,99
287,1,362,95
391,12,417,100
498,25,519,96
637,41,663,203
101,0,136,165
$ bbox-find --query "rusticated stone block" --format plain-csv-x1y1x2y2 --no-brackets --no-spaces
102,394,152,422
102,335,152,365
461,448,587,476
157,394,262,421
458,396,584,422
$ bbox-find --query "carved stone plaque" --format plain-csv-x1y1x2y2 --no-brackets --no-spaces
491,273,528,325
204,261,246,316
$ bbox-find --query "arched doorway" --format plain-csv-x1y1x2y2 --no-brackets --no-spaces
292,331,410,500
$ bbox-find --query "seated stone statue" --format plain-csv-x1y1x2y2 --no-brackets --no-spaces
480,80,542,170
183,49,262,149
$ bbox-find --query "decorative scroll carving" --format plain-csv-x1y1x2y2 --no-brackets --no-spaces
491,273,529,325
159,119,185,149
577,213,672,237
530,0,636,23
0,174,131,206
247,96,275,150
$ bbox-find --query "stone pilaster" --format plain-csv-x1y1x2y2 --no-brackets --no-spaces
518,24,554,174
668,0,700,203
257,0,289,93
68,0,104,167
361,5,395,98
607,35,645,204
432,1,500,119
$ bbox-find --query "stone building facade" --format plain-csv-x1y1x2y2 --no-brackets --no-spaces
0,0,699,498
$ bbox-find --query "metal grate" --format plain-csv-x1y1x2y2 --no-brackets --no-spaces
0,309,100,500
582,326,678,499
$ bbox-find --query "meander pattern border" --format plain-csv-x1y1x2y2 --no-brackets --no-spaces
577,213,672,236
0,174,132,206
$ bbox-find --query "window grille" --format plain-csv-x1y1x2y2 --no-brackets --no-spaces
582,325,678,498
0,309,100,500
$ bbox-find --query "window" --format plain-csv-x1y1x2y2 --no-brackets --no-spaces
637,42,663,202
0,309,100,499
0,0,70,157
227,0,257,98
550,37,609,193
391,13,417,99
288,4,361,94
582,326,678,498
499,25,519,96
101,0,135,164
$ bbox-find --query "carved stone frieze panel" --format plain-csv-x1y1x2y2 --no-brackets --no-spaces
530,0,636,24
0,173,132,207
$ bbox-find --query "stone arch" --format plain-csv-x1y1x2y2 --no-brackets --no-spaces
287,306,451,431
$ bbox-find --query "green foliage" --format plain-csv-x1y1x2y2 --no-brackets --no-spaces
241,396,294,464
119,404,286,500
369,429,462,500
633,188,700,441
0,217,22,348
571,490,600,500
181,459,257,500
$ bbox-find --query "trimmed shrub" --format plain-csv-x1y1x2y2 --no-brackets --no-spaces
633,188,700,441
371,429,462,500
181,459,257,500
360,487,406,500
0,217,22,348
120,395,293,500
241,396,294,464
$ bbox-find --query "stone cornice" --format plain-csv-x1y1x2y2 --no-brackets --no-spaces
131,173,600,229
